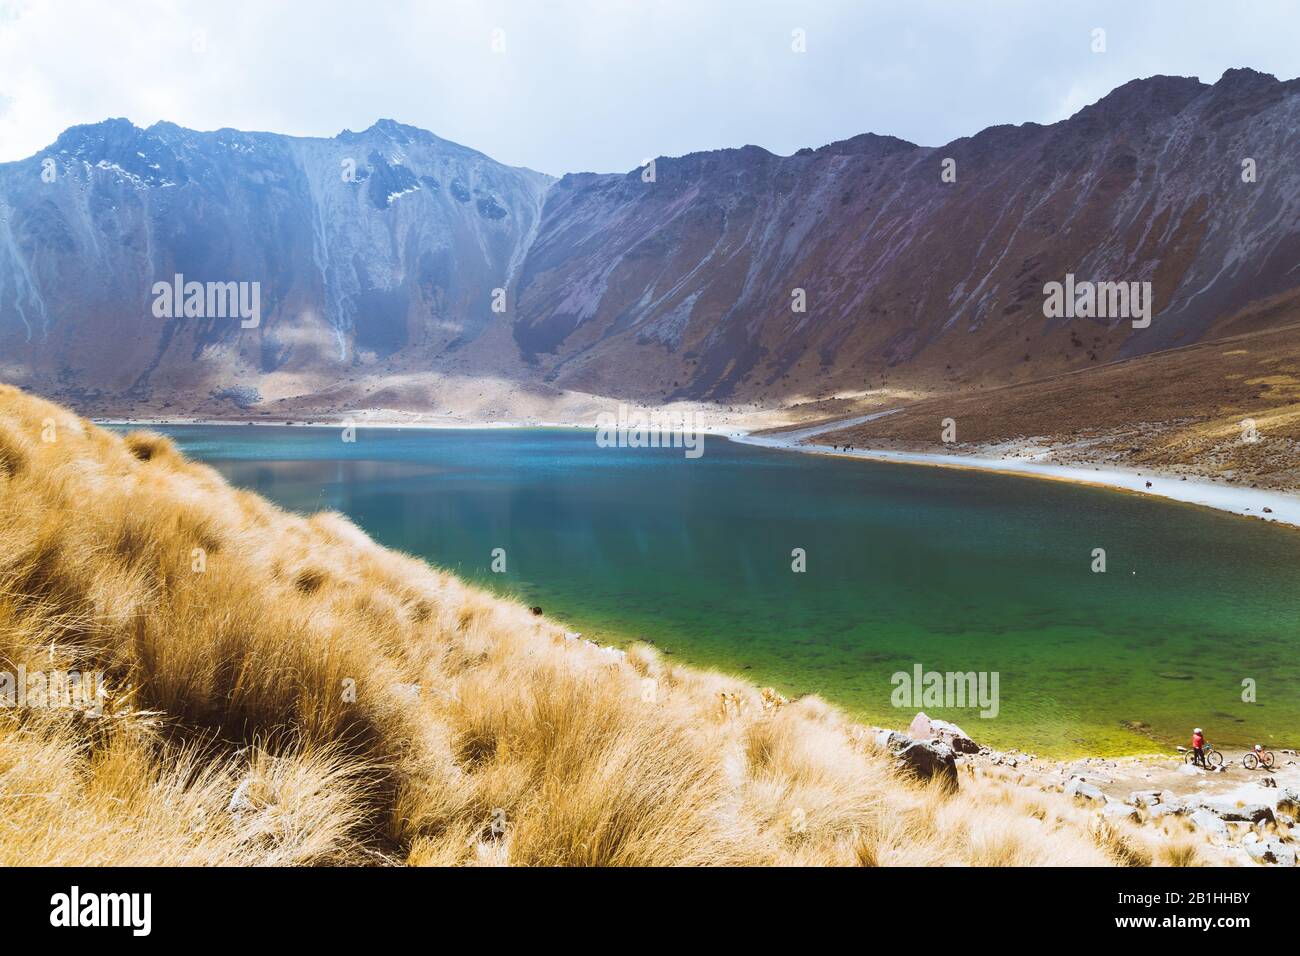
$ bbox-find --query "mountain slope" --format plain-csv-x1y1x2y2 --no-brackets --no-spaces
1,69,1297,419
813,305,1300,490
514,69,1300,403
0,119,552,407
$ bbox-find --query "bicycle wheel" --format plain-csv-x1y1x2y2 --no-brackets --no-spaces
1244,753,1259,770
1207,749,1224,768
1262,751,1275,769
1184,750,1199,765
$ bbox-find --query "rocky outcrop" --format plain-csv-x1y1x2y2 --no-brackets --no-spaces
896,740,959,790
964,744,1299,866
1064,777,1106,802
1127,790,1164,808
1189,808,1229,836
1189,799,1275,825
874,729,912,752
908,711,980,754
1244,836,1296,866
874,727,959,789
1101,802,1140,822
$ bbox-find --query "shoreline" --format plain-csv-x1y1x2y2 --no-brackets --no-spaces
94,416,595,431
732,418,1300,532
97,413,1300,530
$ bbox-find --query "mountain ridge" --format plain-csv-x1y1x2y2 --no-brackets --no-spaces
2,68,1297,419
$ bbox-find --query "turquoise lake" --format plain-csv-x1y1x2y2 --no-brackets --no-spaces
145,424,1300,757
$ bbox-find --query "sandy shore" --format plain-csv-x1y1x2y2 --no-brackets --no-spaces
732,411,1300,531
93,416,592,431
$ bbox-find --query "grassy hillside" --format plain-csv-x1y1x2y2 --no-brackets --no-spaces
0,384,1197,865
816,321,1300,489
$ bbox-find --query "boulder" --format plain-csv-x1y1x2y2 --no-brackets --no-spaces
1216,803,1275,825
907,712,932,740
1127,790,1162,808
895,740,958,789
907,712,980,754
1245,839,1296,866
1191,798,1275,824
1148,802,1184,819
1189,808,1229,835
1064,777,1106,802
1102,802,1140,822
875,730,912,752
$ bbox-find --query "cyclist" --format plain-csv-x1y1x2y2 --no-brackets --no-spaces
1191,727,1205,766
1242,742,1271,770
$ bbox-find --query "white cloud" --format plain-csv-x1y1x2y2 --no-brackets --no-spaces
0,0,1295,175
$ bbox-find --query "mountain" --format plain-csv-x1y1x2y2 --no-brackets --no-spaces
513,69,1300,404
2,69,1298,420
0,118,551,410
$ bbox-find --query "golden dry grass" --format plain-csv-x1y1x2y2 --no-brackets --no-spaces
0,383,1193,866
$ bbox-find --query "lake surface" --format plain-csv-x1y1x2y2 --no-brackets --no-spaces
143,425,1300,757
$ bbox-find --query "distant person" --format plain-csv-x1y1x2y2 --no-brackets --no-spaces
1191,727,1205,766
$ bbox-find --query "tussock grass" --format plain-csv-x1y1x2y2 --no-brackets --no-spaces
0,384,1171,865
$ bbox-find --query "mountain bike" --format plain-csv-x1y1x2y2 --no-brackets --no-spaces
1185,746,1223,768
1243,748,1275,770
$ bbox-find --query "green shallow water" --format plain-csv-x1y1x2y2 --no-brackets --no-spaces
142,425,1300,758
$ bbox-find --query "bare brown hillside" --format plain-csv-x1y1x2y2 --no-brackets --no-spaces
817,320,1300,489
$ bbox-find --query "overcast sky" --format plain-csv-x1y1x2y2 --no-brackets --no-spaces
0,0,1295,175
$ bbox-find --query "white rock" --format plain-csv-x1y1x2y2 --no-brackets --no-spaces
1244,839,1296,866
1189,808,1228,835
1065,777,1105,801
1102,802,1140,822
